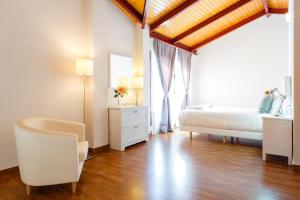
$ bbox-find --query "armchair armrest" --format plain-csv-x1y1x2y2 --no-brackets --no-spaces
42,119,85,142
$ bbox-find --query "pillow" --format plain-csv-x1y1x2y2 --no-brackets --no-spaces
270,95,286,115
258,95,274,113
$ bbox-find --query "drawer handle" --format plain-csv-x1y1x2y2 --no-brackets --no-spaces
134,111,138,113
134,126,138,129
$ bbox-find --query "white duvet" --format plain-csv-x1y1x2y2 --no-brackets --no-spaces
179,106,263,132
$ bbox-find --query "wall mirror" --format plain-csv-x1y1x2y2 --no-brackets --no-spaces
109,54,133,88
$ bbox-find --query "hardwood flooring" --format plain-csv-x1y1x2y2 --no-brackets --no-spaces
1,132,300,200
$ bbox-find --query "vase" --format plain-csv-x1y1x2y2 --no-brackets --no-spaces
118,96,120,105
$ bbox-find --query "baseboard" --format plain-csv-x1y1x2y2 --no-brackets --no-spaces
88,144,109,155
293,164,300,173
0,146,109,173
0,166,19,175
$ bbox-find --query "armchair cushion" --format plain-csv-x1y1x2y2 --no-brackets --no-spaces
78,141,88,162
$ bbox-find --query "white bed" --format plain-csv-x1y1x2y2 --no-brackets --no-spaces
179,105,265,141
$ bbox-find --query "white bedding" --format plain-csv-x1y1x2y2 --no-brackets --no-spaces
179,106,263,132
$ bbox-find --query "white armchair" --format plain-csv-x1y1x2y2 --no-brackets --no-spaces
14,118,88,195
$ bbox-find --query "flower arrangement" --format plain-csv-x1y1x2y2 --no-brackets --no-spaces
114,86,128,104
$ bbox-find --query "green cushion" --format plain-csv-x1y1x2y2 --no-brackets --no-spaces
259,95,274,113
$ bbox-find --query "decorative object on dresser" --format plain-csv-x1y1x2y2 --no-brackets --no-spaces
262,115,293,165
109,105,149,151
113,85,128,105
269,88,287,116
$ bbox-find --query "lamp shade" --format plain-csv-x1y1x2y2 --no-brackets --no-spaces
119,77,132,88
119,77,143,89
131,77,143,89
76,59,93,76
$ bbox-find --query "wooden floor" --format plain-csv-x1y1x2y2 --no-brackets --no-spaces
1,132,300,200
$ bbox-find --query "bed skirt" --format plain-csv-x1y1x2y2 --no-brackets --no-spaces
179,125,263,140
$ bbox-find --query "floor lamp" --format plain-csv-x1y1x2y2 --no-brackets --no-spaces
75,59,93,159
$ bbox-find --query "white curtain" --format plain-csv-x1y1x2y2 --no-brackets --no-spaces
153,39,176,132
178,49,192,110
150,51,164,134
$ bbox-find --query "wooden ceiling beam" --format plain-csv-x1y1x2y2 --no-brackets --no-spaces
172,0,252,44
141,0,150,29
191,10,266,50
269,8,288,14
150,32,196,54
261,0,270,17
150,0,200,32
114,0,143,24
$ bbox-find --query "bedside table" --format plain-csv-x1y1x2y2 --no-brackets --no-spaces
108,105,149,151
262,115,293,165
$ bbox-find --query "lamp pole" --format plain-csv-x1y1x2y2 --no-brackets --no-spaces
75,59,93,159
83,76,86,124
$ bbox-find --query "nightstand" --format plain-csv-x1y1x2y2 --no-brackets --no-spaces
262,115,293,165
108,105,149,151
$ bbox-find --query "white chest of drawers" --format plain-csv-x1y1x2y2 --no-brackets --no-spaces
109,105,149,151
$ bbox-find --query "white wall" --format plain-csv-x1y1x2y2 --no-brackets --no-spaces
135,25,151,130
89,0,136,148
0,0,137,170
0,0,90,170
293,0,300,165
190,15,289,108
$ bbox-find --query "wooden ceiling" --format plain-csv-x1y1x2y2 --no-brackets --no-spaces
112,0,288,53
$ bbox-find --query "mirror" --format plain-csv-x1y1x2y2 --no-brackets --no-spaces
109,54,133,88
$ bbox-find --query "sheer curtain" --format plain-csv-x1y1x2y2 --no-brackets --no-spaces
153,39,176,133
151,51,164,134
170,57,185,128
177,49,192,110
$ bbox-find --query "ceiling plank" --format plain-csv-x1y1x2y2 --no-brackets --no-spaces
191,10,266,50
172,0,252,44
150,0,199,32
141,0,150,29
261,0,270,17
269,8,288,14
150,32,196,54
114,0,143,24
